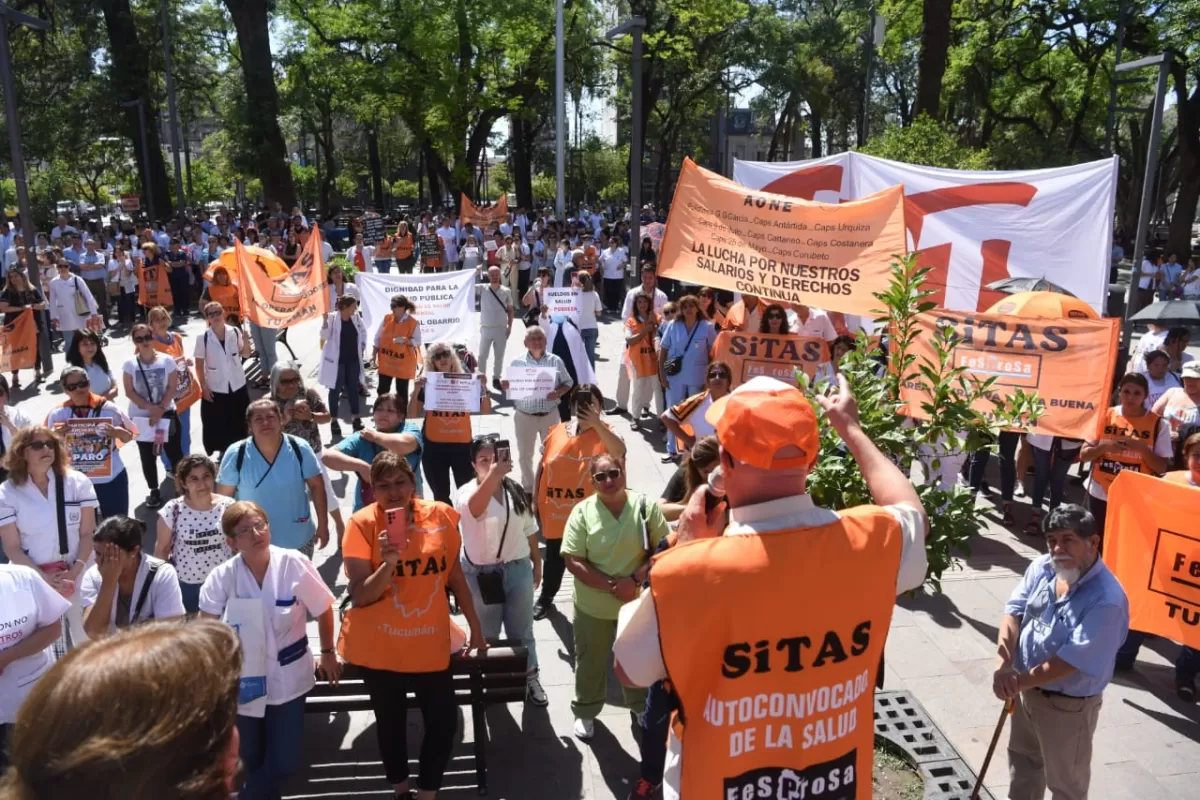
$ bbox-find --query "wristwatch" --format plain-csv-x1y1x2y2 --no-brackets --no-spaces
320,647,335,655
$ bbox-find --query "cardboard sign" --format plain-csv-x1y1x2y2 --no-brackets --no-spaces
896,309,1119,440
236,230,329,330
460,194,510,228
362,214,385,245
424,372,481,413
0,309,38,372
505,365,558,401
712,331,830,384
1105,471,1200,648
120,194,140,212
657,158,907,317
543,288,580,321
420,234,443,269
644,222,666,254
65,418,113,479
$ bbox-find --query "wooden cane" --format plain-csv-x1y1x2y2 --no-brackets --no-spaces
971,699,1013,799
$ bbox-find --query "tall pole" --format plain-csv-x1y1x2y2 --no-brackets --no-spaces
136,101,156,222
861,7,877,145
161,0,185,214
629,24,643,278
0,8,45,277
555,0,565,218
1104,0,1128,156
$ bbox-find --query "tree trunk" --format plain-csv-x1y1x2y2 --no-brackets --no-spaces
1166,61,1200,261
810,107,822,158
320,117,336,214
98,0,173,221
509,115,534,210
424,143,445,209
366,126,384,209
913,0,953,120
223,0,297,210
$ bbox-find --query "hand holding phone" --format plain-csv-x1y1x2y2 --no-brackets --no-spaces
384,508,409,550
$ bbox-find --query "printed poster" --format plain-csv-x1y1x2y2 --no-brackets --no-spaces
712,331,830,384
424,372,481,413
65,418,112,479
420,234,444,269
355,270,476,351
504,365,558,401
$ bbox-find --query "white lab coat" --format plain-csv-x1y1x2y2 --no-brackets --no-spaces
318,311,368,389
48,274,98,331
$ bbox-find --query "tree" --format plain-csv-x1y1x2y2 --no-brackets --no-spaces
860,114,992,169
913,0,953,119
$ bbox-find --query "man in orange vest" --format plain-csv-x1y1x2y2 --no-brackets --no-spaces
613,375,929,800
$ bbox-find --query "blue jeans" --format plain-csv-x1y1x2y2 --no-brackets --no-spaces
168,266,191,315
376,258,393,273
1029,442,1077,512
639,679,679,784
664,381,698,455
236,695,307,800
92,468,129,520
580,327,598,367
329,358,362,418
160,408,190,473
251,323,278,377
179,581,202,614
61,328,76,352
462,556,539,671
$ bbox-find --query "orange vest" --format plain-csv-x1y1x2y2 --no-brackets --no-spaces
151,332,201,413
1091,406,1162,492
137,260,173,308
375,234,396,259
337,500,462,673
625,315,659,378
377,315,421,380
209,283,240,322
536,423,609,540
650,506,903,800
393,233,415,260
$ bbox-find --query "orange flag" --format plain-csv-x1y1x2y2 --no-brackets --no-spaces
137,258,174,309
1104,471,1200,648
460,194,510,227
236,229,329,329
0,308,38,371
712,331,829,384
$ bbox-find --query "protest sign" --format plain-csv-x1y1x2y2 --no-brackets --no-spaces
644,222,666,254
138,260,173,308
896,309,1119,439
712,331,830,384
1104,471,1200,649
420,233,444,269
120,194,140,213
543,288,580,321
505,365,558,401
424,372,482,413
362,214,385,245
65,419,113,480
236,229,329,330
657,158,906,318
356,270,476,349
0,309,38,372
460,194,510,228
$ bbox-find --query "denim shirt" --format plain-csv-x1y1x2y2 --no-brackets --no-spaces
1005,553,1129,697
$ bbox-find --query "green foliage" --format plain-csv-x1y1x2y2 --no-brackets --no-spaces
805,255,1043,590
530,174,557,202
391,180,419,201
860,115,992,170
327,254,357,282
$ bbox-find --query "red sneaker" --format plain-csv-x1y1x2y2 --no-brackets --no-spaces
627,779,658,799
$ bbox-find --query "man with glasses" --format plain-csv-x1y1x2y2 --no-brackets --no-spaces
502,326,574,494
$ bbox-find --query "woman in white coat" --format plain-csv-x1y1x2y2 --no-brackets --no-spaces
48,260,99,353
319,294,368,438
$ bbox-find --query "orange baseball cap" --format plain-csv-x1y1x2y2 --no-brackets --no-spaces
705,376,819,469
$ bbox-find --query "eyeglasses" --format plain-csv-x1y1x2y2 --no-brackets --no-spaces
280,376,301,385
64,379,90,391
233,520,269,537
205,308,223,318
766,313,785,320
26,440,56,451
132,335,153,343
592,468,623,483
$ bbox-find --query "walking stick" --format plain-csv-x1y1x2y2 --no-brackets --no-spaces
971,699,1013,799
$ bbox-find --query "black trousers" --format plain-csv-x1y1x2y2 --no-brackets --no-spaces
604,277,625,311
376,375,411,411
422,439,472,504
360,667,456,791
536,538,565,608
200,385,250,457
136,411,184,489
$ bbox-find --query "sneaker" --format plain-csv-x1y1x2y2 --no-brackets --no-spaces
330,420,343,439
1014,481,1026,498
352,417,364,432
146,489,162,510
661,454,680,464
532,602,549,621
526,675,548,707
608,406,628,417
573,717,595,741
627,779,658,799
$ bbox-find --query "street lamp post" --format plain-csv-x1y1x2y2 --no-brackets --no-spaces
607,16,646,279
119,98,157,222
0,3,48,278
555,0,566,218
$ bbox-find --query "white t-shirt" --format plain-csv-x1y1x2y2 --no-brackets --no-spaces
599,247,627,280
0,563,71,723
123,352,178,415
1138,259,1159,290
1144,372,1184,409
1130,329,1168,373
454,479,537,565
1085,407,1174,501
0,469,99,564
79,554,186,633
789,308,838,341
0,403,33,454
622,287,668,320
199,546,335,707
666,392,716,440
45,400,134,485
193,327,248,395
577,291,602,330
437,227,460,263
159,495,235,584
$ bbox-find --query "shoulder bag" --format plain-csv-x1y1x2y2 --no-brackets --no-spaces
473,488,511,605
72,277,91,316
663,322,700,377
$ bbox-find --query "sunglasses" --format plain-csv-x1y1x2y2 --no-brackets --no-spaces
707,371,730,380
280,376,301,385
205,308,223,318
766,313,785,320
593,468,623,483
132,335,153,343
64,379,91,391
27,440,56,451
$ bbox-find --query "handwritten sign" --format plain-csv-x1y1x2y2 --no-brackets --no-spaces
505,365,558,401
543,288,580,321
424,372,481,413
362,215,385,246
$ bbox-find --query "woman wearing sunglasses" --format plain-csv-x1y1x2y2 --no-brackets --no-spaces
561,451,668,742
0,426,99,649
122,323,183,510
408,343,491,504
758,303,791,335
148,306,201,464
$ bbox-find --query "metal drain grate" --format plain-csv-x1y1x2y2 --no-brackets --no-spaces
918,759,994,800
874,691,994,800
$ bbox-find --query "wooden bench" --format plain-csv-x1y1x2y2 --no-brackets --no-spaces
306,644,528,796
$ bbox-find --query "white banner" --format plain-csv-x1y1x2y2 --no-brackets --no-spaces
424,372,482,413
504,365,558,401
543,288,580,321
733,153,1118,314
356,270,476,349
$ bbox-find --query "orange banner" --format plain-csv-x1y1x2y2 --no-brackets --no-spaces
657,158,907,317
1105,471,1200,649
0,309,37,372
460,195,509,228
712,331,829,384
137,260,173,309
896,309,1119,439
236,229,329,330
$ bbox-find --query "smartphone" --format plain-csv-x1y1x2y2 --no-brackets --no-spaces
576,388,594,409
495,439,511,463
384,508,408,550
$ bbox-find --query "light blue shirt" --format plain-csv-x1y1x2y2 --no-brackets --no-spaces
1005,553,1129,697
1160,261,1183,289
659,317,717,388
79,250,106,280
332,421,424,509
62,246,83,267
217,435,322,549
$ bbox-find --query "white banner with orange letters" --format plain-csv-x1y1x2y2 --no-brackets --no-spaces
657,158,907,318
236,229,329,329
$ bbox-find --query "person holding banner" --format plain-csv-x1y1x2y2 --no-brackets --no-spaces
47,366,135,519
657,295,717,463
205,266,241,323
625,293,662,429
0,269,47,387
504,326,575,494
697,287,726,329
371,294,422,409
1079,373,1172,533
723,294,762,333
758,303,791,335
659,361,732,456
318,295,369,439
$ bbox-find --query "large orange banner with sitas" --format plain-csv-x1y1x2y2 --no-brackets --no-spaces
657,158,907,317
712,331,829,384
1105,471,1200,649
896,309,1118,439
236,229,329,329
0,309,37,372
460,195,509,228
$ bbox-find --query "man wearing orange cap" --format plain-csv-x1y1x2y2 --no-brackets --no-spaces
613,374,928,800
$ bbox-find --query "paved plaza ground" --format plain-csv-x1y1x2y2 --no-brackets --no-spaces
12,298,1198,799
